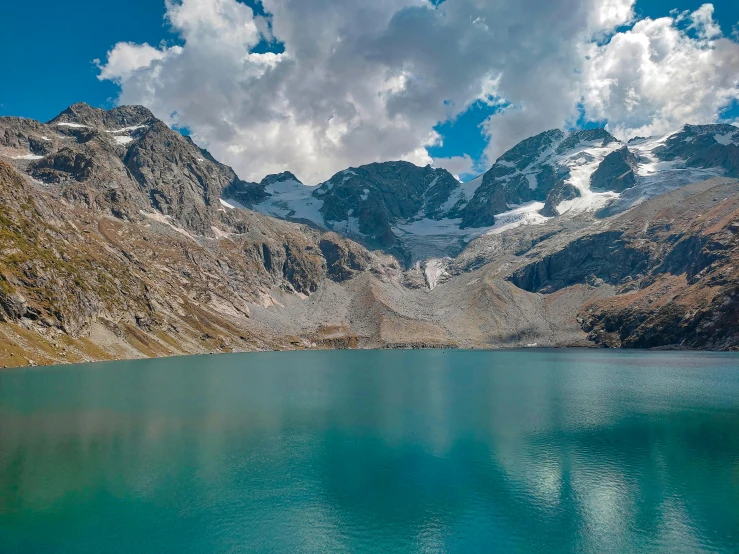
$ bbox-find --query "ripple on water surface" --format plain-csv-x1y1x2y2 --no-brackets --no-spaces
0,349,738,553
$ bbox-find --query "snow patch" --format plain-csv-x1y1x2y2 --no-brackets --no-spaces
556,190,620,215
106,125,147,134
360,188,369,201
11,154,43,160
714,132,738,146
40,136,51,142
597,130,726,215
485,202,550,235
113,136,134,145
438,174,484,214
395,217,474,237
56,122,88,128
251,177,326,227
341,170,357,183
629,134,676,176
331,216,362,236
555,141,624,215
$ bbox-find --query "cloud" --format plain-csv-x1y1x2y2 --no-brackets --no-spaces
97,0,739,183
582,5,739,140
96,42,180,82
432,154,475,180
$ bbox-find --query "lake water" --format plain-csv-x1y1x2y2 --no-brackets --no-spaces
0,349,738,553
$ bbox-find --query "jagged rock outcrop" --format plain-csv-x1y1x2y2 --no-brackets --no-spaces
1,104,738,366
590,146,638,192
509,177,739,349
1,103,248,236
50,102,157,130
653,124,739,177
541,182,580,217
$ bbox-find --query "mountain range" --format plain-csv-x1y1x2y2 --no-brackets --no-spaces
0,102,737,366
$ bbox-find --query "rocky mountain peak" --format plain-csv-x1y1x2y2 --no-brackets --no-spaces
653,123,739,177
49,103,157,130
262,171,302,186
0,104,248,236
497,129,565,169
556,128,618,154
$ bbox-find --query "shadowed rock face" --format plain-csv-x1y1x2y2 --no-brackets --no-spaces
654,124,739,177
319,235,372,282
508,231,650,293
590,146,638,192
315,161,460,245
540,182,580,217
508,178,739,350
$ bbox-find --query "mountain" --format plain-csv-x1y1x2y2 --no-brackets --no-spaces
0,103,737,366
223,161,476,263
0,104,399,365
225,125,737,264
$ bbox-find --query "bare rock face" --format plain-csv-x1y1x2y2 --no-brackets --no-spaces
319,234,372,282
315,161,460,247
0,117,57,155
590,146,638,192
540,182,580,217
50,103,157,129
654,124,739,177
0,291,28,321
123,121,232,235
1,103,246,237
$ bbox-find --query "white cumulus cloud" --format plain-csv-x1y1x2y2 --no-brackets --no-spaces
582,4,739,140
97,0,739,183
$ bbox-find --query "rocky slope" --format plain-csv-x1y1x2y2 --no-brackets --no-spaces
225,124,737,264
223,162,474,264
0,106,401,366
0,104,737,366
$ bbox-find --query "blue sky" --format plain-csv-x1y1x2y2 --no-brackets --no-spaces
1,0,738,182
0,0,276,121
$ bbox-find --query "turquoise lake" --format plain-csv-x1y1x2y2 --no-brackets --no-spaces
0,349,738,553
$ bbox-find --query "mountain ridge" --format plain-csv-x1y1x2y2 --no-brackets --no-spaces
0,102,737,367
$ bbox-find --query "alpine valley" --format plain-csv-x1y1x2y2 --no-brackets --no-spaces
1,103,738,366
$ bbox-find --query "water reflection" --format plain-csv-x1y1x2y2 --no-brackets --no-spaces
0,350,738,553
